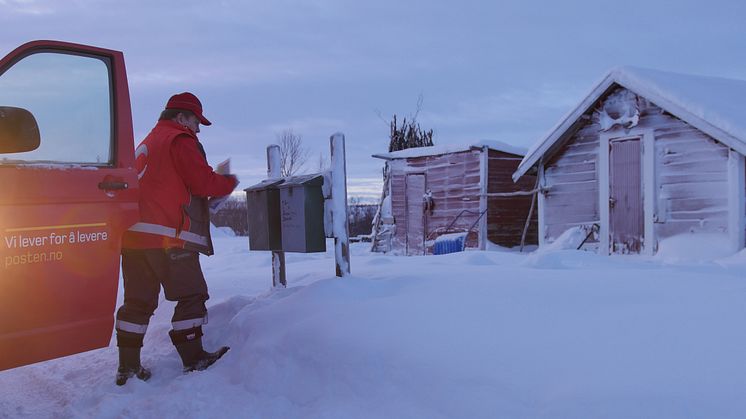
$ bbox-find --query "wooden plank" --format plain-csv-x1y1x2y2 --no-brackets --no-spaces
547,171,597,184
563,141,599,154
655,218,728,238
659,173,728,185
545,162,596,176
660,151,728,166
546,210,600,224
665,197,728,212
550,152,597,165
660,159,728,173
668,209,728,220
659,181,727,198
546,180,598,194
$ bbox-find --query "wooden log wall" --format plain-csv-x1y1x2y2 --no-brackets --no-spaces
651,109,728,239
487,149,538,247
542,86,731,247
543,118,601,243
389,150,483,254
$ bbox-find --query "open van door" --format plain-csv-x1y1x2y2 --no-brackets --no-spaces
0,41,138,370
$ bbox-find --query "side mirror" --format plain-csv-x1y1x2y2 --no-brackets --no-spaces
0,106,40,154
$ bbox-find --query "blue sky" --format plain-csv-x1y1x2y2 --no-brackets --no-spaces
1,0,745,200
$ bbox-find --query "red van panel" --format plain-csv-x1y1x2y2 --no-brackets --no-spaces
0,41,138,370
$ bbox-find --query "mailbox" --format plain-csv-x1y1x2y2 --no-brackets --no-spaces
278,174,326,253
244,179,284,251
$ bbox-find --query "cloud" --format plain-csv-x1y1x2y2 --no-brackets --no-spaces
421,84,585,128
347,177,383,201
0,0,55,15
266,117,346,138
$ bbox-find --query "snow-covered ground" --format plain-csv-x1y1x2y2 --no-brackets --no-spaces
2,232,746,419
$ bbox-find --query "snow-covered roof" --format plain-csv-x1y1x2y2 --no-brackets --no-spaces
513,66,746,181
372,140,526,160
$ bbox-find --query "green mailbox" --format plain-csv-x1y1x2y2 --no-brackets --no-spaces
278,174,326,253
244,179,284,251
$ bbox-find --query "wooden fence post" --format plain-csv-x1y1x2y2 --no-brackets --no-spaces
330,133,351,277
267,144,286,288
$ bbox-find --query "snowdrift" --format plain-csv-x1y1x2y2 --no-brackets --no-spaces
2,237,746,418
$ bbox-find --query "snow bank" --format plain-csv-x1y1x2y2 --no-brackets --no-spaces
542,226,587,252
655,233,732,264
3,237,746,418
210,223,236,237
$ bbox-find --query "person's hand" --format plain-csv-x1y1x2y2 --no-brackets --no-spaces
225,174,239,188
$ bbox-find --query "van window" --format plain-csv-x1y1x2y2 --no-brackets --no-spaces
0,52,112,164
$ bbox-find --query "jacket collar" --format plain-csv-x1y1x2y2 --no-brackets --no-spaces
157,119,198,139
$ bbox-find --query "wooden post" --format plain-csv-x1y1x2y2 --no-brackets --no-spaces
728,149,745,253
267,145,286,288
478,146,488,250
520,181,538,252
330,133,351,277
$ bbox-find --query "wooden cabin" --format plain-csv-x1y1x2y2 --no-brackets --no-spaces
372,141,537,255
513,66,746,255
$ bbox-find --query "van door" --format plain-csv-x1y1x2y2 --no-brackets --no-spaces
0,41,138,370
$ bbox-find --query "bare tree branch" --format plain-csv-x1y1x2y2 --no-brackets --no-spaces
412,93,424,121
276,129,309,177
317,151,328,172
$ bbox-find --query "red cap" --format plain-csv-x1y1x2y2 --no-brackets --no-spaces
165,92,211,126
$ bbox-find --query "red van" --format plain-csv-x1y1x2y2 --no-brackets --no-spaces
0,41,139,370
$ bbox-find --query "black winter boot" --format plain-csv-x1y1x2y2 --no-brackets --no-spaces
170,327,229,373
115,346,152,386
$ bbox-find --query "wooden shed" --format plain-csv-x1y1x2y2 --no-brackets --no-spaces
372,141,537,255
513,66,746,255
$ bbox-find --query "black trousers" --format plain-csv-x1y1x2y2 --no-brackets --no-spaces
116,248,209,348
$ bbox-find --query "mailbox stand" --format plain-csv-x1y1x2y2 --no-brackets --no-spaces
267,145,286,288
247,134,351,289
329,133,350,277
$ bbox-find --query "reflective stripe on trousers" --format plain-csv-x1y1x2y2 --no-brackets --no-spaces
172,315,208,331
116,319,149,334
128,222,209,246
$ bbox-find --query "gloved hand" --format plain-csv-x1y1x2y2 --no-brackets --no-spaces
224,174,239,188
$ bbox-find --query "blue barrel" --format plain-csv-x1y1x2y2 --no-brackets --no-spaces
433,233,467,255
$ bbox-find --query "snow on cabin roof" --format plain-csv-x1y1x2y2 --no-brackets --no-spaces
513,66,746,181
372,140,526,160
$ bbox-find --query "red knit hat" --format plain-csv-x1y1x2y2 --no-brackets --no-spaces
165,92,211,126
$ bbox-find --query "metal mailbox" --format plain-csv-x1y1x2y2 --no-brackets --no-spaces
244,179,284,251
278,174,326,253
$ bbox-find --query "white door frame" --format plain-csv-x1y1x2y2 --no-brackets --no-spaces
599,128,655,255
478,147,488,250
404,172,426,255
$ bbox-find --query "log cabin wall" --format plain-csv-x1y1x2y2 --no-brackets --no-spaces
649,103,729,240
542,116,601,244
541,86,731,247
487,149,538,246
388,150,482,254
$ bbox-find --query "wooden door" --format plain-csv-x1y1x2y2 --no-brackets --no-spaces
609,138,643,253
405,173,426,255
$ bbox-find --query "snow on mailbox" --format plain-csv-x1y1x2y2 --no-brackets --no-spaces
278,174,326,253
244,178,284,251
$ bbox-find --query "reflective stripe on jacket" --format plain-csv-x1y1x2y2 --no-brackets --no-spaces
122,120,236,255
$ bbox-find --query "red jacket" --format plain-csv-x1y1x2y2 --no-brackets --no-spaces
123,120,236,254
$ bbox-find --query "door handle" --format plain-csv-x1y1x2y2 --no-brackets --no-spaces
98,181,128,190
609,197,616,208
